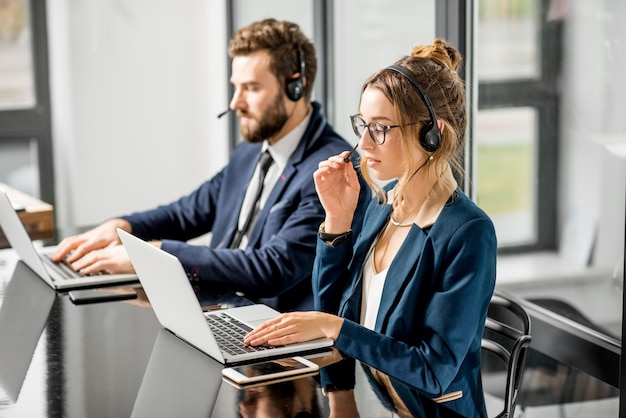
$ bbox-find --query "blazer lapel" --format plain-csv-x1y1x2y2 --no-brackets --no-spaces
245,109,321,247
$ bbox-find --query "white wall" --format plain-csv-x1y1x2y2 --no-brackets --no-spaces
48,0,230,229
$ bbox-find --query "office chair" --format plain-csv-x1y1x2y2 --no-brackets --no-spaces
481,290,532,418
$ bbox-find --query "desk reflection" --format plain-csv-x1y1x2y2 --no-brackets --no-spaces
132,327,464,418
0,261,55,403
230,376,321,418
132,328,223,417
134,329,325,418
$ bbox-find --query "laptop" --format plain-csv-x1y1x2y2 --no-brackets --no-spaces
118,229,333,365
0,260,56,402
0,188,138,290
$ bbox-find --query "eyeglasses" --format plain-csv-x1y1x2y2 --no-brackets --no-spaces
350,114,421,145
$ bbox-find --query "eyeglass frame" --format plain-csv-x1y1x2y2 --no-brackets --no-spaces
350,114,423,145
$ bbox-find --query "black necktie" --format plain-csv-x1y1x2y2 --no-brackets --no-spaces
230,150,274,249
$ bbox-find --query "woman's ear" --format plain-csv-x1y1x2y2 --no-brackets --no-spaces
436,119,445,134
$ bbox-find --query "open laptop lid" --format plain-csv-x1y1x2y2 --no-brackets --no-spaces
0,188,138,290
0,188,56,288
118,229,226,362
131,328,223,417
119,229,333,364
0,260,56,402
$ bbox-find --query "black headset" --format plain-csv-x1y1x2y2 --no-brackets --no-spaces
285,45,305,102
386,64,441,153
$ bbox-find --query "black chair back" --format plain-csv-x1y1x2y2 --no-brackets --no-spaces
482,290,532,418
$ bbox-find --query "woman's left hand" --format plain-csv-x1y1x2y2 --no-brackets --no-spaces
244,312,343,346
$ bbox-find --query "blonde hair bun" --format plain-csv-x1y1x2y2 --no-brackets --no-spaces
410,37,462,73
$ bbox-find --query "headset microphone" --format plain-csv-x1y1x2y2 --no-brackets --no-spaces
217,108,233,119
343,143,359,163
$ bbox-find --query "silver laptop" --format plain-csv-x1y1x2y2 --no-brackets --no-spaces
0,188,138,290
118,229,333,365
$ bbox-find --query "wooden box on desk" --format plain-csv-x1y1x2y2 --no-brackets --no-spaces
0,183,55,249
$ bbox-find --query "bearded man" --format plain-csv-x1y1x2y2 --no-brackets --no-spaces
51,19,369,312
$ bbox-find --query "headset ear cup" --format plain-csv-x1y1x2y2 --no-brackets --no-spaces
386,65,441,153
420,124,441,153
286,45,305,102
286,78,303,102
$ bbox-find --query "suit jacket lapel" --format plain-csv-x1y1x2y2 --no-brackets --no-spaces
246,103,328,247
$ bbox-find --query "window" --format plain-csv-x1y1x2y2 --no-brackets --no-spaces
0,0,35,110
475,0,560,251
475,108,538,245
0,0,53,204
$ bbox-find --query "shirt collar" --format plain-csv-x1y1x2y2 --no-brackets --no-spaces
263,109,312,169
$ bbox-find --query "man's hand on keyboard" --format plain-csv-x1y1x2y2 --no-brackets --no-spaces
50,218,132,264
67,244,136,276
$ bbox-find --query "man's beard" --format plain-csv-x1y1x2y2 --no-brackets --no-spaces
239,93,289,143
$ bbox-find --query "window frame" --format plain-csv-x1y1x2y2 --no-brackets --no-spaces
442,0,561,253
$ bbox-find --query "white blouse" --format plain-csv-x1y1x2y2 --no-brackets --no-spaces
360,243,389,330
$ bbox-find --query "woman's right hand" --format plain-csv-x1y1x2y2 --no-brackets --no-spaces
244,311,343,347
313,152,361,233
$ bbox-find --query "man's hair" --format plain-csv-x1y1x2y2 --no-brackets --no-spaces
228,19,317,101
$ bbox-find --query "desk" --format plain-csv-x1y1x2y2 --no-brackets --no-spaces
0,252,620,417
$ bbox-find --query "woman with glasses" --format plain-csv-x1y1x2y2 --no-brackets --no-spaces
245,38,497,417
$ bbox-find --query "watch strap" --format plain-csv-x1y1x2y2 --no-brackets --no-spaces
318,222,352,247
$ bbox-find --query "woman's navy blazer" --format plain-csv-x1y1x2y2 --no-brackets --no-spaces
314,186,497,417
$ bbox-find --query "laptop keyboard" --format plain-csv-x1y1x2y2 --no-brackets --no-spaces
41,255,84,279
206,312,277,356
